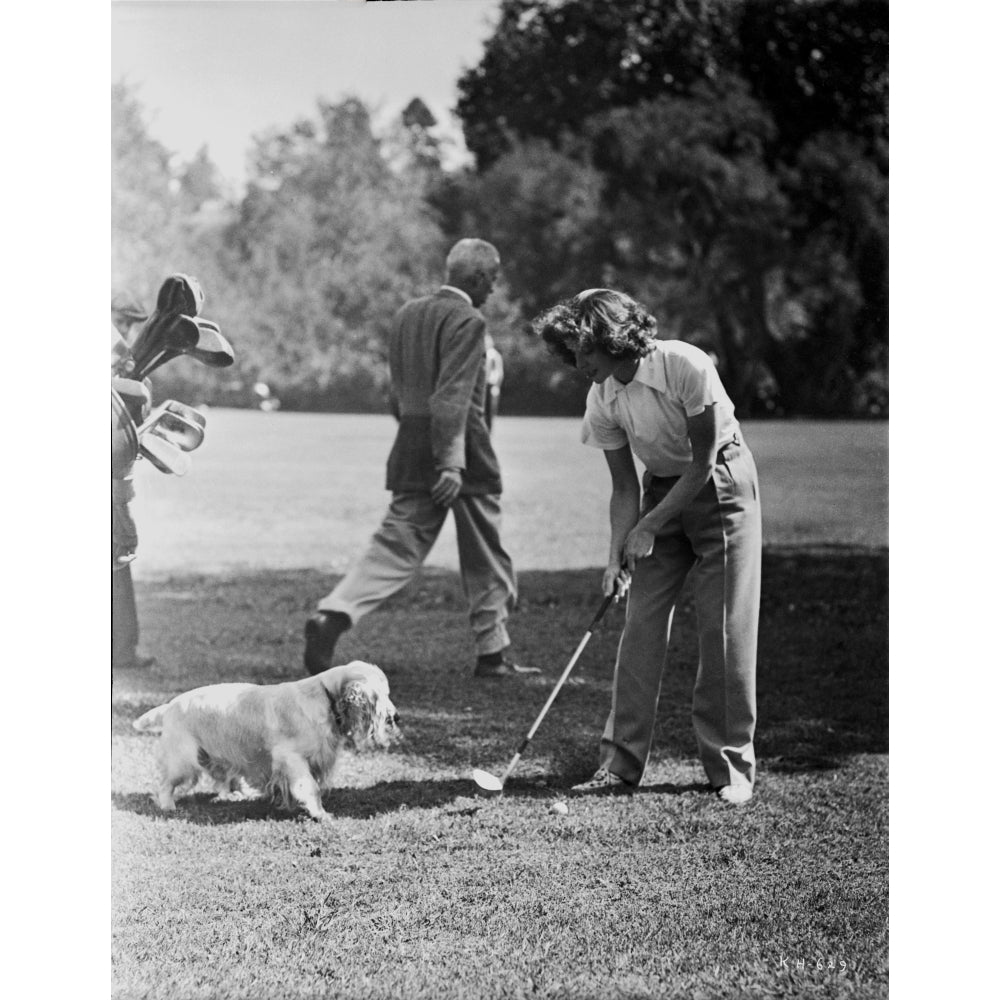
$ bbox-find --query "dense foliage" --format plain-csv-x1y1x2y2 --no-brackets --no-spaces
451,0,888,416
111,0,887,417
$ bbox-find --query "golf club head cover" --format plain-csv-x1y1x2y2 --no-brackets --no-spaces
132,313,201,377
191,316,235,367
163,314,200,351
156,273,204,317
130,273,205,373
136,314,229,378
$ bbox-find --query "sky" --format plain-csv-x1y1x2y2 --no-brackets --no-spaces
111,0,504,187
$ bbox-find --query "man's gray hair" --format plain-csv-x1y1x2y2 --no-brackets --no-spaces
446,239,500,283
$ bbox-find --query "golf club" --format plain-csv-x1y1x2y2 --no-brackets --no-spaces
140,409,205,453
188,319,235,367
155,273,204,317
138,318,235,378
472,583,627,796
137,401,196,428
126,274,204,370
138,431,192,476
160,399,207,430
126,308,173,373
131,314,200,379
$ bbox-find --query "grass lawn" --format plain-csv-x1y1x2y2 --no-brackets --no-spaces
113,413,888,999
130,412,888,577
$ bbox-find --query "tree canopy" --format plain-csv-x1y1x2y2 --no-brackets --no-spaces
112,0,888,418
450,0,888,415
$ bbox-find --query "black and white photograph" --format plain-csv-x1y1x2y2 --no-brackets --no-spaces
108,1,891,997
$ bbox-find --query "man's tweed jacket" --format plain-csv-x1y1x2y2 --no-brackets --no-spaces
385,288,502,496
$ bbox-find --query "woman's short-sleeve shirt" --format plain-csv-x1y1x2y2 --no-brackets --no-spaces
581,340,741,476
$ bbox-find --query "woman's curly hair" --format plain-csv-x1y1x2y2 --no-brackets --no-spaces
530,289,658,368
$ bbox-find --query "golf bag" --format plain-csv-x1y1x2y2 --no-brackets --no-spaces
111,272,235,569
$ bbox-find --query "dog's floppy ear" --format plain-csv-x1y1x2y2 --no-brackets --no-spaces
328,680,375,744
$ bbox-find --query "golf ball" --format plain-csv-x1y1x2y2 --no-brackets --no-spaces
550,801,569,815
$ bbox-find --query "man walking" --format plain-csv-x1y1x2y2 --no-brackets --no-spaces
304,239,537,679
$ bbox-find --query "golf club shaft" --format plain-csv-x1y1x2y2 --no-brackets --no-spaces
128,313,170,374
135,350,177,379
499,630,595,784
499,592,617,784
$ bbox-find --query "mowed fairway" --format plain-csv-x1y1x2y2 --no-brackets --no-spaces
114,412,888,1000
130,411,887,577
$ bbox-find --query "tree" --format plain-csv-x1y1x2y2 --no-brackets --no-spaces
456,0,740,169
178,145,225,212
581,77,790,412
111,82,245,404
396,97,443,174
111,81,188,300
740,2,889,414
452,139,607,314
738,0,889,161
453,0,889,415
215,98,448,410
765,129,888,414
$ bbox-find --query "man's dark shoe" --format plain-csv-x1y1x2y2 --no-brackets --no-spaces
473,651,541,679
303,611,351,676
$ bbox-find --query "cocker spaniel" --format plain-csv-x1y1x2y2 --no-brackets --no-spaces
132,661,399,822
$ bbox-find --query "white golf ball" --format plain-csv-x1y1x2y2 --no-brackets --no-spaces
550,801,569,815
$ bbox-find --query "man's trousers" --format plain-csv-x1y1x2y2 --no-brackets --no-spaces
318,491,517,657
599,443,762,791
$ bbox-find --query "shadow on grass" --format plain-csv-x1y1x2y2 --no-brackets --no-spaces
117,549,888,786
112,773,715,825
113,778,474,824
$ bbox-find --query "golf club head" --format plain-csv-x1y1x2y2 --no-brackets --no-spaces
472,768,504,797
141,409,205,453
139,318,235,377
471,592,621,800
138,432,191,476
190,318,235,368
155,273,204,317
160,399,207,430
132,315,201,378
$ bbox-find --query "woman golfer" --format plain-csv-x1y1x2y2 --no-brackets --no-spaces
532,289,762,805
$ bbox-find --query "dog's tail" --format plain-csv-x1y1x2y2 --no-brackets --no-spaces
132,703,170,733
